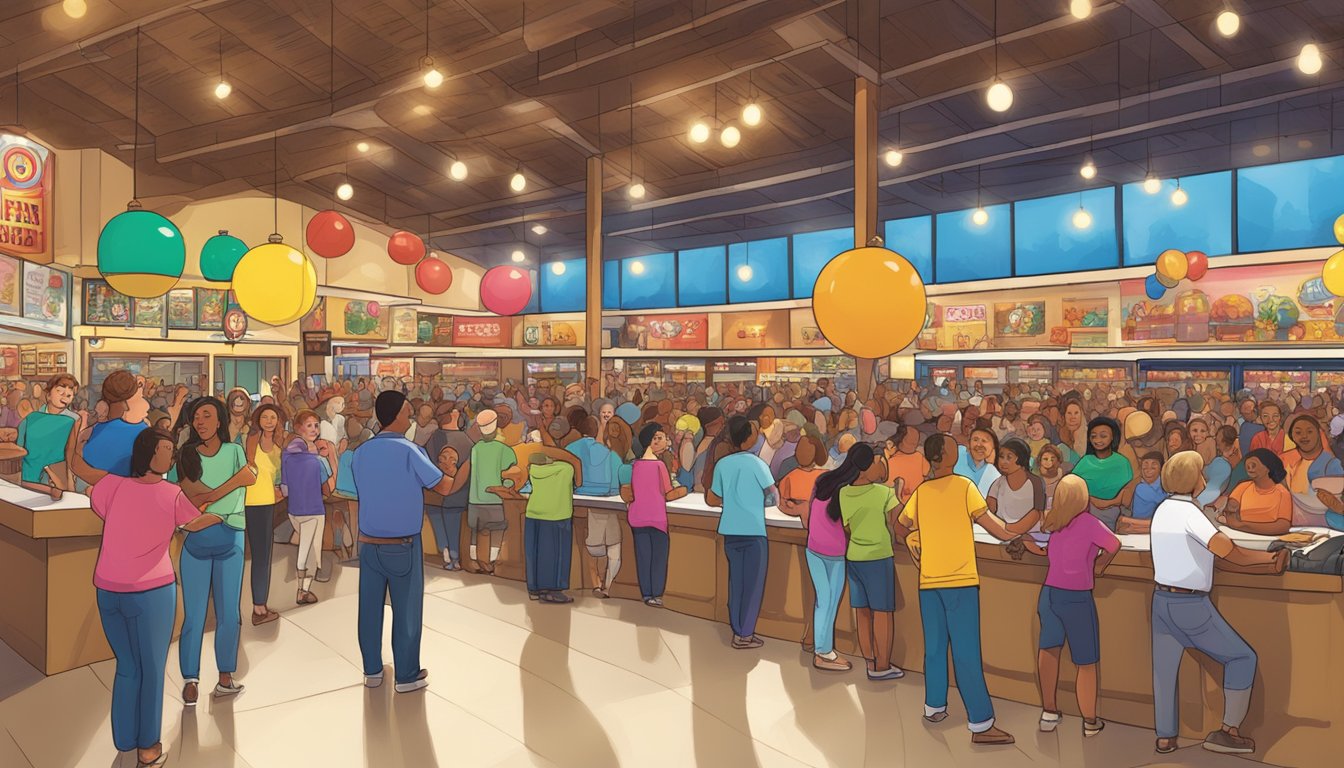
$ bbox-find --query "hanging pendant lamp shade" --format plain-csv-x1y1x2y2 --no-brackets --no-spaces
200,230,248,282
97,201,186,298
232,234,318,326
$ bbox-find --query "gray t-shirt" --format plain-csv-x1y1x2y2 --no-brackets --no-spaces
987,473,1046,525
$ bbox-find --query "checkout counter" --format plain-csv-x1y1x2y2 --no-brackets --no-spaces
425,490,1343,768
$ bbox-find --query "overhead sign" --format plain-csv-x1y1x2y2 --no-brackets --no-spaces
303,331,332,356
0,134,52,262
452,316,511,347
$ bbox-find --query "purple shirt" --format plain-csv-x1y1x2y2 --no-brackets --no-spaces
805,497,847,558
627,459,672,532
1044,510,1120,591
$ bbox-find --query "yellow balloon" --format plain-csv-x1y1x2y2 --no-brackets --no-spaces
1334,214,1344,245
1155,249,1187,282
812,246,927,359
1322,250,1344,297
232,241,317,326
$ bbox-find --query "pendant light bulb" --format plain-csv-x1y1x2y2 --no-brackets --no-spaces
972,207,990,226
986,80,1014,112
1216,11,1240,37
1171,182,1189,207
1080,158,1097,180
628,181,646,199
449,160,468,181
689,121,710,144
421,56,444,89
509,171,526,193
511,249,525,263
551,262,566,276
62,0,87,19
737,264,754,282
1143,175,1162,195
1069,0,1092,20
742,102,763,127
884,149,904,168
630,260,646,275
531,224,548,236
356,141,370,153
214,80,232,100
1297,44,1323,75
1073,206,1093,230
720,125,741,148
336,182,354,201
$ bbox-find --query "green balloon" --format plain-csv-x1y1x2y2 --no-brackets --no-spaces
96,207,186,295
200,230,248,282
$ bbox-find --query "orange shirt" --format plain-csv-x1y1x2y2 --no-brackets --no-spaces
887,451,931,503
1229,481,1293,525
778,467,824,506
1249,429,1291,457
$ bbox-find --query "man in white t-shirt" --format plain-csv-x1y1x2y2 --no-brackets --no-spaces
1149,451,1287,756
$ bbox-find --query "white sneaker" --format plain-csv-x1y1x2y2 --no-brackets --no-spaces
364,672,384,689
394,669,429,693
1040,710,1061,732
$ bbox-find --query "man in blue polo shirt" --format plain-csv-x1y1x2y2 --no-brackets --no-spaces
351,391,458,693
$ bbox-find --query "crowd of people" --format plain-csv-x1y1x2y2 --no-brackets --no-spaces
13,366,1344,764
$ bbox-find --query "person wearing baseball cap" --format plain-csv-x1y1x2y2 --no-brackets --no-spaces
467,409,521,574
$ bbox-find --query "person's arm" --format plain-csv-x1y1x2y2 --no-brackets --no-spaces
706,465,724,507
1006,508,1042,536
166,385,189,427
1093,526,1122,576
69,431,109,489
1207,531,1284,566
974,509,1017,541
619,483,635,504
200,448,260,503
182,513,224,532
245,432,260,466
1220,514,1292,536
1115,515,1152,534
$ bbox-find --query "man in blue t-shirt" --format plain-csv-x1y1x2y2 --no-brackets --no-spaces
351,391,458,694
707,416,777,650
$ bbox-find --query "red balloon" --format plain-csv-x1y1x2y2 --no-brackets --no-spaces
1185,250,1209,281
387,231,426,265
480,265,532,315
416,257,453,294
305,210,354,258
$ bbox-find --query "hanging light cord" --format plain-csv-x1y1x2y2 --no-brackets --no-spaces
273,132,279,233
424,0,431,58
132,27,141,202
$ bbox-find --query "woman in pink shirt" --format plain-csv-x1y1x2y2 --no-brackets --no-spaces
70,427,221,768
1022,474,1120,737
621,424,688,607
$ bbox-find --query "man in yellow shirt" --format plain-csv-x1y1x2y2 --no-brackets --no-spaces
898,433,1018,746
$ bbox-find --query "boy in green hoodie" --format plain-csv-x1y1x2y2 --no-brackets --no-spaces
525,449,583,604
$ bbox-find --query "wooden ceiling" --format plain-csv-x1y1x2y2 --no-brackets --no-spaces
2,0,1343,267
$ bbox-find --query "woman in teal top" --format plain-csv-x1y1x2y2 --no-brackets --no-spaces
17,373,80,496
176,397,257,706
1069,417,1132,529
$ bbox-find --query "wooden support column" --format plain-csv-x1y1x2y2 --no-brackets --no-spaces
585,155,603,400
854,75,879,401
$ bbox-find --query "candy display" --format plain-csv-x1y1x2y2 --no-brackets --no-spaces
1174,289,1210,343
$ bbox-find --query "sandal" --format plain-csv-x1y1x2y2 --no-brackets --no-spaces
1039,710,1062,733
1084,718,1105,737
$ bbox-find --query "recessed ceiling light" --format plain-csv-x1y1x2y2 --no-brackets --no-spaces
1252,144,1273,157
1298,138,1313,149
412,104,431,116
356,141,370,153
511,249,525,263
531,224,547,235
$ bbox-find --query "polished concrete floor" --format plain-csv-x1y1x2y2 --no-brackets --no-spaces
0,547,1278,768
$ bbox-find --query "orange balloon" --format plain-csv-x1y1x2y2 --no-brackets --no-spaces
1156,249,1187,282
812,246,927,359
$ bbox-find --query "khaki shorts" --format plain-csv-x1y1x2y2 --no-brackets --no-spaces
585,509,622,555
467,503,507,532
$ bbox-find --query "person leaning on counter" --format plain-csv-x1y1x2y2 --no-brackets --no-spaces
706,415,778,651
16,374,80,500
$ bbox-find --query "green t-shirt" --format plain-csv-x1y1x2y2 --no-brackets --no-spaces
1070,452,1133,501
17,410,76,483
840,484,899,562
469,438,518,505
200,442,247,530
526,462,575,521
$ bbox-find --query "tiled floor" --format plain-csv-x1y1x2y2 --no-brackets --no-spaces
0,547,1278,768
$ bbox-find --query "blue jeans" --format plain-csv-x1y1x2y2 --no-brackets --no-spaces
358,535,425,684
632,527,670,600
919,587,995,731
723,535,768,639
806,550,845,655
426,505,463,561
524,517,573,592
1151,591,1257,738
97,584,175,751
179,525,245,680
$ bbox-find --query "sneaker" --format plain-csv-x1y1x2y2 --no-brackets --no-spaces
528,591,541,601
182,681,199,707
1203,729,1255,754
643,597,664,608
923,711,948,724
731,635,764,649
395,669,430,694
866,666,905,681
813,654,852,672
1040,710,1062,733
251,609,280,626
541,591,574,604
364,672,384,689
1084,718,1106,737
213,680,245,698
593,587,610,599
971,726,1015,745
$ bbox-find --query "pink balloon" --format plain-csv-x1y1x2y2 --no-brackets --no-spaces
366,301,380,317
480,266,532,316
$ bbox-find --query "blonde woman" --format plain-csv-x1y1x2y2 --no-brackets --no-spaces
1021,475,1119,736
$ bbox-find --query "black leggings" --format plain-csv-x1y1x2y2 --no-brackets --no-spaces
245,504,276,606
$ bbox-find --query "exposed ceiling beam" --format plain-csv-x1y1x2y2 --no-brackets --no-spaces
1124,0,1227,71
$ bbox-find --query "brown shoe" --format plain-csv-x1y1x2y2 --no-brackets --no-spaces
813,654,852,671
971,726,1015,745
1203,729,1255,754
732,635,764,649
303,591,320,605
251,609,280,626
182,681,199,707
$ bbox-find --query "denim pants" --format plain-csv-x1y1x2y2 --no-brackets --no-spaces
180,525,245,680
97,584,175,751
1151,591,1258,738
723,535,769,638
805,550,845,656
919,587,995,731
245,504,275,605
358,535,425,684
632,527,670,600
524,517,573,592
426,505,464,560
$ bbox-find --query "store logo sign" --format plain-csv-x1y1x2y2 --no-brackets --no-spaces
0,134,51,260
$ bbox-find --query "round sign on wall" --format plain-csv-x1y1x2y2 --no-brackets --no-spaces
223,308,248,341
